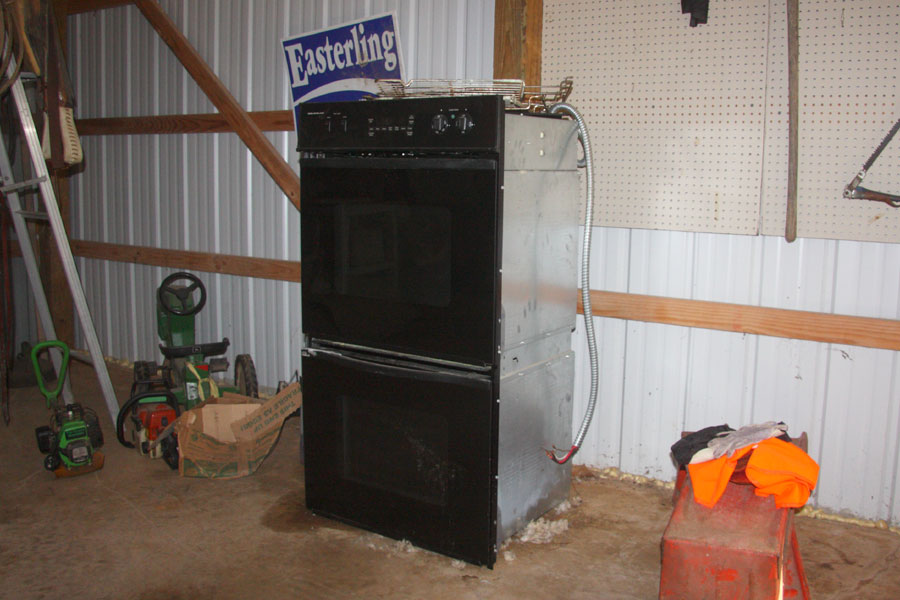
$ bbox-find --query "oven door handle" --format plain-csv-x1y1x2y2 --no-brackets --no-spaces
304,348,491,387
300,156,498,171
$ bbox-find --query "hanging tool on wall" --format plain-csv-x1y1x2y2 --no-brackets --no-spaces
41,1,82,169
842,116,900,208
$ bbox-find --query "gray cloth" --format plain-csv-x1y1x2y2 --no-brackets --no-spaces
707,421,789,459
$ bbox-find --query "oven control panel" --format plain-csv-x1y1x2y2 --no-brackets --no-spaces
298,95,504,152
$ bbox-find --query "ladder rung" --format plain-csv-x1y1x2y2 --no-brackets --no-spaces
15,210,48,221
1,176,47,193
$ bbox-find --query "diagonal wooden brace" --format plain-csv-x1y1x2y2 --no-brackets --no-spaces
133,0,301,211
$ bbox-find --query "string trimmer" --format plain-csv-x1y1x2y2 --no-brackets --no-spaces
32,340,105,476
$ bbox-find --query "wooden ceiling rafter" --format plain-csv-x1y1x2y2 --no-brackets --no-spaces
133,0,300,209
78,110,293,136
62,0,300,209
52,1,303,292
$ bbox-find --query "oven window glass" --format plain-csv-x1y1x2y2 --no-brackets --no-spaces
335,204,451,308
341,394,450,506
302,160,499,365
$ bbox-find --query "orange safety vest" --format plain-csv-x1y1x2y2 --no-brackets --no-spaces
687,437,819,509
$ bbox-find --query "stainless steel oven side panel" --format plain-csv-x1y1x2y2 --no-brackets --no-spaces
499,169,581,354
504,112,579,171
497,350,574,546
496,113,580,545
501,113,580,354
500,329,573,378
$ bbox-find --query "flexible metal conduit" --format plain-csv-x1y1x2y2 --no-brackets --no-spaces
547,102,598,464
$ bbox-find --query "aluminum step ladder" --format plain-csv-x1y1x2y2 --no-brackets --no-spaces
0,64,119,425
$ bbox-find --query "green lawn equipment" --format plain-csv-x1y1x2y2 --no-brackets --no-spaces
117,272,258,465
33,340,105,476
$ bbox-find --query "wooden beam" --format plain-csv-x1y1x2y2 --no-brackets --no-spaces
579,290,900,352
29,237,900,351
65,0,132,15
49,1,76,346
133,0,300,211
69,240,300,283
493,0,543,85
77,110,294,136
524,0,543,87
785,0,799,242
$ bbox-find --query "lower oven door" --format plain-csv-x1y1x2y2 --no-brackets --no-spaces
302,348,497,567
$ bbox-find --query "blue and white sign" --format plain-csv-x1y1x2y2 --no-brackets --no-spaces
282,13,405,128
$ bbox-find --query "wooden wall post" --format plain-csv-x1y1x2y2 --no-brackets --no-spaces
493,0,543,85
48,0,75,345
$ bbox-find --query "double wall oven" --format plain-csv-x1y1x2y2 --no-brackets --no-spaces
299,95,581,567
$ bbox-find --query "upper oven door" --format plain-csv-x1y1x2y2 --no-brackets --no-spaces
301,155,500,367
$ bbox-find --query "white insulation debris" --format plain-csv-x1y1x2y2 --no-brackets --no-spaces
517,518,569,544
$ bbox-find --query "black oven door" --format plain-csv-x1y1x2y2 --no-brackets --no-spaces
300,156,500,367
302,347,497,567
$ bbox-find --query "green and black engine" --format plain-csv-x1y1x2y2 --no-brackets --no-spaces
35,402,103,471
31,340,104,473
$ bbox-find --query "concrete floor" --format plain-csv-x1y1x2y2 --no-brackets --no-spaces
2,361,899,599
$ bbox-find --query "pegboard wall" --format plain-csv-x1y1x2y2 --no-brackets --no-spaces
543,0,900,242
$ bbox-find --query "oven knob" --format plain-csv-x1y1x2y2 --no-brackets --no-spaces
455,112,474,134
431,113,450,134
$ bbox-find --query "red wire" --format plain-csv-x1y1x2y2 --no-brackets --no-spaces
545,444,579,465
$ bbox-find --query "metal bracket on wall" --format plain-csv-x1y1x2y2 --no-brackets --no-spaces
0,60,119,425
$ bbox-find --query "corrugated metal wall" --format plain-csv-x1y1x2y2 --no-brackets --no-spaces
65,1,900,525
67,0,495,388
571,228,900,525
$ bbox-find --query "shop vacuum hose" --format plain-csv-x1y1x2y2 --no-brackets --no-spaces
546,102,598,465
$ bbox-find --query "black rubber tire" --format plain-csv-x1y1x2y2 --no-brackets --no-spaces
133,361,154,394
93,426,104,450
134,361,154,380
44,453,60,471
161,359,178,389
35,425,54,453
161,435,179,470
234,354,258,398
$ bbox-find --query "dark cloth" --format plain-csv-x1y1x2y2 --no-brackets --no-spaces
671,424,733,467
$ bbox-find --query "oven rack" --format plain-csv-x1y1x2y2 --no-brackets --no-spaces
373,77,573,112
